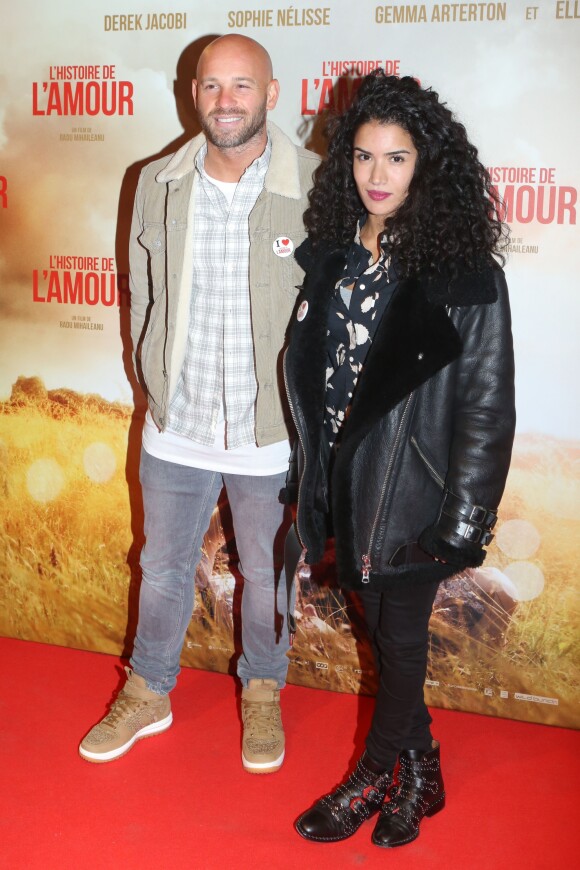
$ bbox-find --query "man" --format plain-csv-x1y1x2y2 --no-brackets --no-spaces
79,35,319,773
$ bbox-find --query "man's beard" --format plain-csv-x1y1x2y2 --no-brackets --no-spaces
199,101,268,149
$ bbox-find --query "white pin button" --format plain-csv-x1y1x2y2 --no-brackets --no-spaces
297,301,309,321
273,236,294,258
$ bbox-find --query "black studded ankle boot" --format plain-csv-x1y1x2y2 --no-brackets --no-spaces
295,753,392,843
372,741,445,848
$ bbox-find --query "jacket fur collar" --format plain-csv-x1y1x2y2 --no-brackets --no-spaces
154,121,305,200
289,240,499,459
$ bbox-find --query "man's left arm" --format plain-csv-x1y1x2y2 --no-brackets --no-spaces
128,167,151,367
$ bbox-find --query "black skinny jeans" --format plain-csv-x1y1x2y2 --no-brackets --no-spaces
357,577,441,772
284,525,439,773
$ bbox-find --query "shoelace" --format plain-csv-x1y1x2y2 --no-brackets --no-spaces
243,702,280,736
102,693,146,729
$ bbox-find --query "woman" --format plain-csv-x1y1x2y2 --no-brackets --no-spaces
284,72,515,848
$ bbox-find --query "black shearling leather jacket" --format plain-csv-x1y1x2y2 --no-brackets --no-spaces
283,239,516,591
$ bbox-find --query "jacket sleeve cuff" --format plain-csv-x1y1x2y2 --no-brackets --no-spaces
418,524,486,569
419,490,498,569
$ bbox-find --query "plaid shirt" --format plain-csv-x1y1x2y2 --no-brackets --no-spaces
167,140,271,448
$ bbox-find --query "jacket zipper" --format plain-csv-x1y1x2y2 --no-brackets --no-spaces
410,435,445,488
282,350,308,552
362,393,413,582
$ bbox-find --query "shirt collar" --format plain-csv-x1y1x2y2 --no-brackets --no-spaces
354,218,390,272
194,135,272,180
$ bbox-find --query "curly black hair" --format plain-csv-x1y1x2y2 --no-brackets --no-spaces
304,72,509,277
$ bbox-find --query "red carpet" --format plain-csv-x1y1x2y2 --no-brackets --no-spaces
1,636,577,869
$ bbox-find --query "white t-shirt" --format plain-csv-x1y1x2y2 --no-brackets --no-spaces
143,411,291,476
210,176,237,206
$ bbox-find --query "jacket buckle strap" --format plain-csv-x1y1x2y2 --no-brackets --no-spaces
442,491,498,534
468,504,498,528
451,519,494,545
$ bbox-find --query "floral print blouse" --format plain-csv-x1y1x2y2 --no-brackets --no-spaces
323,225,397,448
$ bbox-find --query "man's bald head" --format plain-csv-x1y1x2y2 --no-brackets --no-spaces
192,33,279,154
196,34,274,81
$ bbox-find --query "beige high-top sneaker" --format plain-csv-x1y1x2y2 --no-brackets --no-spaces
79,667,172,763
241,678,284,774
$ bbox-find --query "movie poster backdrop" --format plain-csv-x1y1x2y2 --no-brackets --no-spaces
1,1,578,728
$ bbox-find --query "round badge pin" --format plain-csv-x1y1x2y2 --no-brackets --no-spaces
297,300,309,321
273,236,294,258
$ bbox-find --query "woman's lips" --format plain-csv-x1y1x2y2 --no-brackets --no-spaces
367,190,391,201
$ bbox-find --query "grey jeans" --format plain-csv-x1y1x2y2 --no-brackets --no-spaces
131,449,293,693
